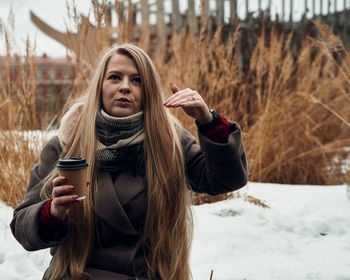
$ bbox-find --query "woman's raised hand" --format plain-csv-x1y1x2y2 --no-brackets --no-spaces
164,83,213,124
50,176,81,220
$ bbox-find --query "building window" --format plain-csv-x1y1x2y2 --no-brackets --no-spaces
50,87,57,96
37,87,43,97
63,69,69,78
36,69,42,79
50,69,55,79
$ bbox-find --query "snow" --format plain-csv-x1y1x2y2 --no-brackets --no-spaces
1,182,350,279
0,201,51,280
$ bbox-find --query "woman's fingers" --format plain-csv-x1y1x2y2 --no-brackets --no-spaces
164,83,188,105
164,88,200,107
50,176,81,220
52,176,66,187
50,197,79,220
52,184,75,198
50,190,81,220
52,194,80,207
170,82,180,94
164,82,212,123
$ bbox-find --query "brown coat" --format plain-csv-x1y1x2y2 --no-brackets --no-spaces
10,124,248,279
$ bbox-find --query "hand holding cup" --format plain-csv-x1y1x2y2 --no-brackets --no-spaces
51,158,89,220
50,176,82,220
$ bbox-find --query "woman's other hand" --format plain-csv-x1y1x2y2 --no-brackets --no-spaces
164,83,213,124
50,176,80,220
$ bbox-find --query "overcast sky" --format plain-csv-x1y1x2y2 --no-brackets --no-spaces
0,0,348,57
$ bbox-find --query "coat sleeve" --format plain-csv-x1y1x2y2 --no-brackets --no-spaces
9,136,69,251
181,122,248,196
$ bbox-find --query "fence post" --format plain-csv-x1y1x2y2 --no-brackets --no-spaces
246,0,249,18
140,0,150,47
156,0,166,54
313,0,316,16
341,0,347,23
304,0,308,18
282,0,285,21
258,0,262,10
203,0,210,16
230,0,237,23
320,0,323,15
290,0,293,22
172,0,182,33
217,0,225,24
188,0,198,34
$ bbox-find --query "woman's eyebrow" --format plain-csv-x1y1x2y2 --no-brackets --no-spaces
106,70,122,75
106,70,140,76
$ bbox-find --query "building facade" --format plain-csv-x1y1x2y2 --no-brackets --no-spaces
0,53,75,118
34,54,75,113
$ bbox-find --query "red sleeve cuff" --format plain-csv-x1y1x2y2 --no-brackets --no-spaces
40,198,68,225
201,115,231,143
39,198,68,241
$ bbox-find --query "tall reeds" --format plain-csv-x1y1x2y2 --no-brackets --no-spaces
1,0,349,207
0,15,45,208
160,20,350,185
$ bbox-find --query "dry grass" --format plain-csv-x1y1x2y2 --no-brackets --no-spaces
164,21,350,185
1,0,349,207
0,16,49,207
0,40,39,129
0,131,46,208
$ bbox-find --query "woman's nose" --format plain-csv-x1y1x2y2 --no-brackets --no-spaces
119,78,131,93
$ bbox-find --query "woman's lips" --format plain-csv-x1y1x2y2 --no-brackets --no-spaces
117,97,131,102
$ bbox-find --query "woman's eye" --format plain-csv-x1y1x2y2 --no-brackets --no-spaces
132,77,141,84
108,74,120,80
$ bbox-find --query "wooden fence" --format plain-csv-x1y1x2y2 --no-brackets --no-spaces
120,0,350,25
116,0,350,51
30,0,350,66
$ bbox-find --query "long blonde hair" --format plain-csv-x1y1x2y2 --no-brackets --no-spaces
41,44,193,280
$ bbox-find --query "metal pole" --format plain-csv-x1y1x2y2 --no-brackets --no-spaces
320,0,323,15
282,0,285,21
258,0,262,10
290,0,293,22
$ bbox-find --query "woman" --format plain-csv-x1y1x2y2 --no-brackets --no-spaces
10,44,248,280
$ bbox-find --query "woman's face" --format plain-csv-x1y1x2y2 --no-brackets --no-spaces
102,53,143,117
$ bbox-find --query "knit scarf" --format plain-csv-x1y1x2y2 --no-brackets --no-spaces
95,109,145,175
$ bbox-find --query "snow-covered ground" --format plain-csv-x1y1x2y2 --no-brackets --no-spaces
1,182,350,280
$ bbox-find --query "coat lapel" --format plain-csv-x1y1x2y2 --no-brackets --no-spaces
114,172,145,206
97,171,141,236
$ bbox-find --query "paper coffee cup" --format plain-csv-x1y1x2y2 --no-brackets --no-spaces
56,157,89,198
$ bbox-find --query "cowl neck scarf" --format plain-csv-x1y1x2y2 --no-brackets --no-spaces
95,109,145,176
